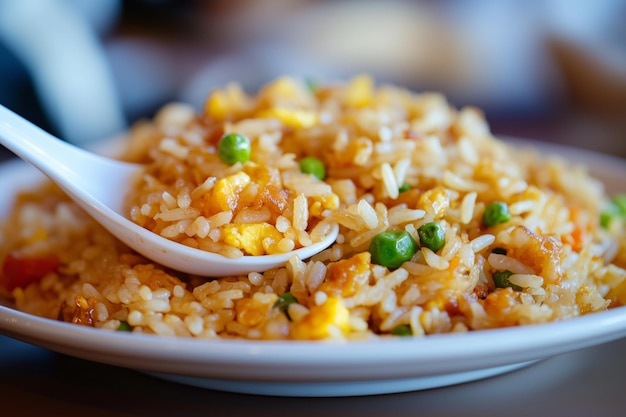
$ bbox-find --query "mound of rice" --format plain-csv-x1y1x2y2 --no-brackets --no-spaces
2,75,626,340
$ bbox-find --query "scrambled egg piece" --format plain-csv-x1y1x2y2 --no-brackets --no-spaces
205,172,251,214
418,187,450,218
345,74,374,108
291,297,350,340
258,107,317,129
204,83,249,120
309,194,340,217
222,223,283,256
261,76,303,99
321,252,371,297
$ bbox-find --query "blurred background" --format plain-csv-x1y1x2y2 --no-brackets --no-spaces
1,0,625,161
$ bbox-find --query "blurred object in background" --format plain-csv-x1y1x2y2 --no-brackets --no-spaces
542,0,626,155
0,0,624,159
545,0,626,112
186,0,561,117
0,0,126,144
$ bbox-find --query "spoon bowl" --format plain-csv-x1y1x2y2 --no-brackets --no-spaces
0,105,338,276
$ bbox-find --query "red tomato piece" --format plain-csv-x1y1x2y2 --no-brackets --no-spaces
1,253,60,291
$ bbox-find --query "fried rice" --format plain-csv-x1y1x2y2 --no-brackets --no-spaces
2,74,626,341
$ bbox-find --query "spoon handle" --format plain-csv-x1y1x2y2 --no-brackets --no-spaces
0,105,138,199
0,105,105,180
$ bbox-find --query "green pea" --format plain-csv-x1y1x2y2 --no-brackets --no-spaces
299,156,326,180
483,201,511,227
217,132,251,165
274,292,298,320
391,324,413,336
601,195,626,229
417,222,445,252
305,77,319,94
369,230,418,269
492,270,522,291
117,321,132,332
600,209,618,229
613,194,626,214
398,183,411,193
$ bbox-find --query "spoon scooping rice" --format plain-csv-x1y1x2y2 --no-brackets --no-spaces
0,105,338,277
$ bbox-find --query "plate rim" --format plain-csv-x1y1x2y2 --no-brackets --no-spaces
2,300,626,381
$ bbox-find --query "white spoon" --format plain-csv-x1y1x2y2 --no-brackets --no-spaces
0,105,338,276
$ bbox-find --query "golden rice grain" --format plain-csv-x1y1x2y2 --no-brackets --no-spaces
287,303,309,322
154,103,196,132
460,192,477,224
155,207,200,222
508,274,544,288
161,191,177,209
381,163,399,199
191,177,216,200
184,315,204,336
393,158,411,187
173,285,185,298
185,216,210,238
470,234,496,253
487,253,535,275
388,207,426,225
422,248,450,270
357,199,378,229
127,310,144,326
159,138,189,159
293,193,308,232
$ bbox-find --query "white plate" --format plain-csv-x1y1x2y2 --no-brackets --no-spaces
1,138,626,397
